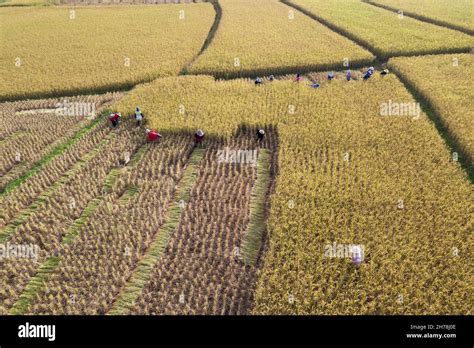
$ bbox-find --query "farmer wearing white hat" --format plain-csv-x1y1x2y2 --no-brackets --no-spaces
256,129,265,142
194,129,205,147
135,106,144,127
380,69,389,76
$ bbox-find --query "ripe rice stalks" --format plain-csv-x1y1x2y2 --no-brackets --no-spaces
241,149,272,266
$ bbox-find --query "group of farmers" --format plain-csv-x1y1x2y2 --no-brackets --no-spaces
108,68,387,144
254,67,389,87
108,107,266,146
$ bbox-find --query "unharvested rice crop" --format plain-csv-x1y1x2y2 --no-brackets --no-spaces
288,0,473,59
368,0,474,35
0,4,214,100
114,74,473,314
188,0,374,78
389,53,474,167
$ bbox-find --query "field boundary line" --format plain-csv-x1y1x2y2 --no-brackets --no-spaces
195,57,376,80
0,125,116,244
363,0,474,36
180,0,222,75
0,79,149,103
281,0,381,58
0,4,36,7
241,149,273,266
107,147,205,315
281,0,473,61
388,64,474,182
8,256,60,315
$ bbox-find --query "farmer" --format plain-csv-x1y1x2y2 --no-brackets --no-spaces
295,73,302,83
309,82,320,88
380,69,389,76
256,129,265,142
255,77,263,85
268,75,275,82
109,112,121,129
328,71,335,80
146,129,161,143
194,129,205,147
346,69,352,81
363,67,375,80
135,106,144,127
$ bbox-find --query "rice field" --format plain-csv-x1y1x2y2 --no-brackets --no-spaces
288,0,473,59
389,53,474,167
188,0,374,78
368,0,474,35
0,4,214,100
1,0,472,319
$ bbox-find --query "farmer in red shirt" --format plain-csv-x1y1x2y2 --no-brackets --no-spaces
194,129,205,147
109,112,121,129
146,129,161,143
